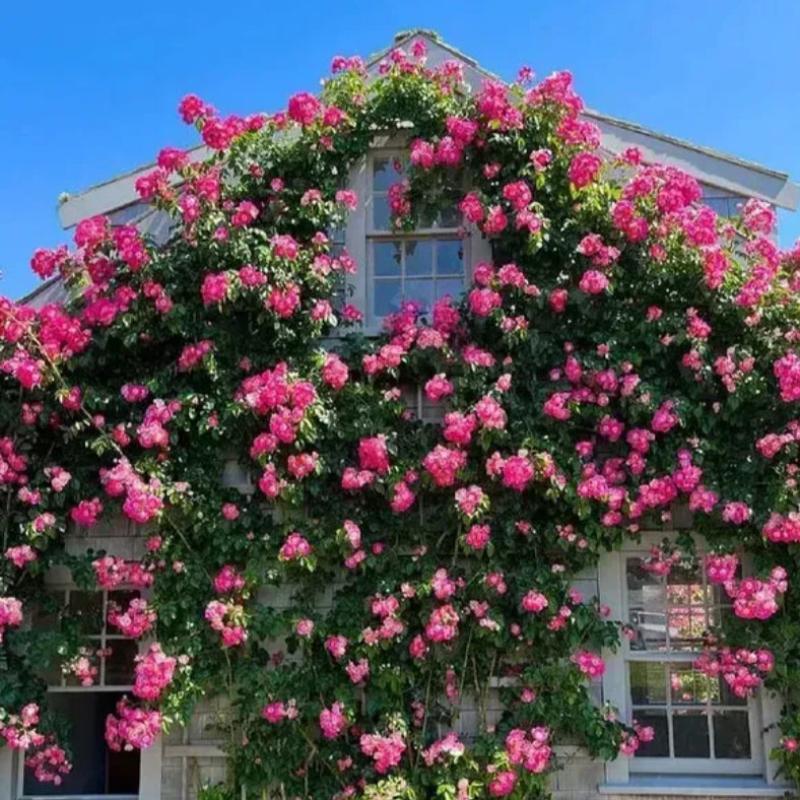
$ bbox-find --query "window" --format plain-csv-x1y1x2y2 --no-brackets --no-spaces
703,195,745,219
624,555,763,774
23,588,142,798
400,384,446,424
367,154,467,324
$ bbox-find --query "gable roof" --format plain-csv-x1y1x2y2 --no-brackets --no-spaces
56,28,798,231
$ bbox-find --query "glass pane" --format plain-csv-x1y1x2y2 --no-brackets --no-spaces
670,665,719,705
627,558,667,651
374,241,402,277
436,240,464,275
420,397,445,424
405,241,434,277
373,157,404,192
405,279,434,313
435,278,466,305
24,692,140,795
667,563,707,607
668,605,707,651
703,197,729,217
630,662,666,705
719,676,748,707
713,710,752,759
373,280,402,317
633,710,669,757
437,201,461,229
673,709,710,757
104,639,139,686
69,591,104,633
372,196,391,231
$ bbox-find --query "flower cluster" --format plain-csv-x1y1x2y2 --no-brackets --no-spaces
2,35,800,799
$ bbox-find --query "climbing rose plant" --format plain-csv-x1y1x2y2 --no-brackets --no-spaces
2,38,800,798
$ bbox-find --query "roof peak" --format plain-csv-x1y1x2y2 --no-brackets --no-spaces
393,28,442,44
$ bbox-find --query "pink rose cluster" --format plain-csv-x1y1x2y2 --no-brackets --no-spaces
105,698,162,751
133,643,177,701
107,597,156,638
92,555,153,589
762,512,800,544
695,646,774,698
359,731,407,774
204,600,247,647
572,650,606,679
505,725,552,774
0,596,23,642
0,704,72,784
705,553,740,584
726,567,788,621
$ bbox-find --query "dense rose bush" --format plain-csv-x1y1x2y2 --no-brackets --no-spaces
1,38,800,797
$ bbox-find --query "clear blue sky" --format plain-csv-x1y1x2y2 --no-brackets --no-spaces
2,0,799,300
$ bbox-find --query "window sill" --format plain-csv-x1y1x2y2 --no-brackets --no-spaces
598,776,793,797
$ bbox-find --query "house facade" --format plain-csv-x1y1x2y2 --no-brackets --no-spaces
8,28,800,800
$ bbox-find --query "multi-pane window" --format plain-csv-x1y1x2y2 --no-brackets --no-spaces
625,556,761,772
372,238,465,320
703,195,745,219
24,588,141,797
368,154,466,324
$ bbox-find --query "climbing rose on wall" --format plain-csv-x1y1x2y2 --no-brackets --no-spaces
1,36,800,800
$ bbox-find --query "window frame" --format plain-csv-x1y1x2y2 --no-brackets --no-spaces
363,148,473,329
598,531,778,787
620,552,764,775
17,583,149,800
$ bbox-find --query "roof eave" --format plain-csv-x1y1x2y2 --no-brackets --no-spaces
55,30,799,227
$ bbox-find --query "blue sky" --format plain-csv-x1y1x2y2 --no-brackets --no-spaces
2,0,799,299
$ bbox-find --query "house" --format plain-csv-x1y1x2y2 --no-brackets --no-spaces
8,28,799,800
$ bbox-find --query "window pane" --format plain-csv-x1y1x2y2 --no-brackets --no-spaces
713,710,752,759
633,710,669,757
667,605,707,651
405,241,434,277
374,241,401,277
373,157,403,192
627,558,667,651
436,240,464,275
673,709,710,757
670,665,719,705
104,638,139,685
719,676,749,707
437,201,461,229
405,279,434,313
630,662,666,705
69,591,104,633
24,692,140,795
435,278,466,305
667,563,707,607
372,196,391,231
374,280,402,317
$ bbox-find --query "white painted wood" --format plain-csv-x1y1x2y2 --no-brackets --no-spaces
139,735,163,800
162,745,225,759
0,750,14,800
598,549,630,786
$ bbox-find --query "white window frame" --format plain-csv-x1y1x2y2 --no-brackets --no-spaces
13,581,161,800
599,531,786,789
366,149,468,329
341,138,492,336
621,554,763,775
